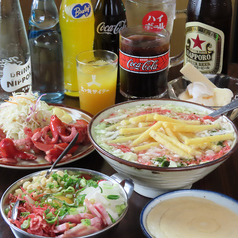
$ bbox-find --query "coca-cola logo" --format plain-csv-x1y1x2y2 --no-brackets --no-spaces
96,20,127,35
127,59,159,72
72,3,91,18
119,50,169,74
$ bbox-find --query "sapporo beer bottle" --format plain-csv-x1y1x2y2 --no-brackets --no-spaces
93,0,127,56
0,0,32,101
184,0,232,74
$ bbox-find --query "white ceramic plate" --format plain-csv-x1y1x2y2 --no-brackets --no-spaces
0,105,94,169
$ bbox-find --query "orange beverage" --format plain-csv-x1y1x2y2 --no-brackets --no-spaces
76,50,118,115
59,0,94,97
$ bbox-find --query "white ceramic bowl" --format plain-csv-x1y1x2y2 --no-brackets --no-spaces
88,99,238,198
140,189,238,238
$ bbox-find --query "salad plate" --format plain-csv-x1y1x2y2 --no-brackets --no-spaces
0,105,94,170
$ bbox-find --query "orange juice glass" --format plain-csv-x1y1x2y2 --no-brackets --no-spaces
76,50,118,115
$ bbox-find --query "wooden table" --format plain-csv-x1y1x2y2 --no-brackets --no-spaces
1,63,238,238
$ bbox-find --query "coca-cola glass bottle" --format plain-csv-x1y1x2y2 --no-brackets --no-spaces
93,0,127,56
0,0,32,101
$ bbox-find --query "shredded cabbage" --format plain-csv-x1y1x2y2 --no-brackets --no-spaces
0,91,54,140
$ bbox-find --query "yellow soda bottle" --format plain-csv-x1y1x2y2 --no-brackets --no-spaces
60,0,94,97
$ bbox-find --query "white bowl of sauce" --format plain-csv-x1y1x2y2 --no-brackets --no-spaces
140,189,238,238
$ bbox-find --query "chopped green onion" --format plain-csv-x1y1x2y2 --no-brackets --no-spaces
45,211,59,224
108,212,116,223
53,192,63,197
21,218,31,230
116,204,126,215
161,160,170,167
58,205,70,218
107,195,120,200
217,141,224,146
46,183,54,189
20,212,30,218
81,219,91,226
62,186,75,194
80,178,87,187
4,206,10,215
155,155,167,163
45,208,50,214
65,194,73,199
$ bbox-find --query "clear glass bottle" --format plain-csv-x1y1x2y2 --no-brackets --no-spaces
28,0,64,102
0,0,32,101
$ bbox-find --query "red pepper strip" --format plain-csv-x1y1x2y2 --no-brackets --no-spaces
50,115,67,142
201,115,216,122
59,127,78,143
29,193,47,201
33,142,55,152
74,120,89,144
75,119,88,127
45,143,79,163
0,138,37,161
47,143,78,156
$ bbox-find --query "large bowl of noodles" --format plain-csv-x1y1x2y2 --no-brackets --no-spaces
88,99,238,198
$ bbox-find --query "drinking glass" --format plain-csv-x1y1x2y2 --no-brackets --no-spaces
125,0,177,34
76,50,118,115
119,25,183,99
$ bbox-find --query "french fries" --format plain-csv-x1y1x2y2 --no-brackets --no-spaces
130,121,162,147
162,122,221,133
119,127,149,135
132,142,159,152
185,133,234,145
149,130,194,159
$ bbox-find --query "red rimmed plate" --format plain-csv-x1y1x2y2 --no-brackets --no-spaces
0,105,94,169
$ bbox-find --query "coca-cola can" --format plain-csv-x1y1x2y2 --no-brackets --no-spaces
119,25,170,99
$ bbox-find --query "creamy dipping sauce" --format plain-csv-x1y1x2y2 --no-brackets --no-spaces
146,196,238,238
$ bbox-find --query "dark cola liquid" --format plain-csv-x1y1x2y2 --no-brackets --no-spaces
120,34,169,98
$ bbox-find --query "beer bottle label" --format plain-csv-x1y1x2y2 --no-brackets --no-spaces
0,57,32,93
184,22,224,74
65,2,93,19
119,50,169,74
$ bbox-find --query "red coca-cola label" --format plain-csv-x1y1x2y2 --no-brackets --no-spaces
119,50,169,74
142,11,168,31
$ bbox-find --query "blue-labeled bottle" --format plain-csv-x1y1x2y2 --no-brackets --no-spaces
28,0,64,102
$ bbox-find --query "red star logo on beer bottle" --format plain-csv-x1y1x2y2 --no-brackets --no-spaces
191,35,206,50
